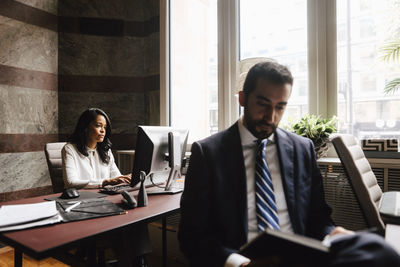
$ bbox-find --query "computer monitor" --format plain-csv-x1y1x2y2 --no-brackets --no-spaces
131,126,189,194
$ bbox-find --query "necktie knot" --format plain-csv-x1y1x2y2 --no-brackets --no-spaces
257,139,268,154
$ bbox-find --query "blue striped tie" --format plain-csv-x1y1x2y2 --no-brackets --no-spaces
255,139,280,231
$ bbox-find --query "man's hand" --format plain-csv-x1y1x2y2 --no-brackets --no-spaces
329,226,355,236
102,174,132,186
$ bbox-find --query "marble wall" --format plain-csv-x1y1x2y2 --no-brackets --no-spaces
58,0,160,150
0,0,160,199
0,0,58,195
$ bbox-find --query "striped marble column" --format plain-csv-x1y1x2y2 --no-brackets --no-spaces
0,0,161,201
58,0,160,150
0,0,58,199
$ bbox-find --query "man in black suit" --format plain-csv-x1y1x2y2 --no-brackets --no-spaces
178,60,400,267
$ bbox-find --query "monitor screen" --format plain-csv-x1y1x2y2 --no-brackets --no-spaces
131,126,189,190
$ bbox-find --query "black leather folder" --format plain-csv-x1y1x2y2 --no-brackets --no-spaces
57,198,125,222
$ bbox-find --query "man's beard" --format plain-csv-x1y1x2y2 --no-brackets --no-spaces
243,109,276,139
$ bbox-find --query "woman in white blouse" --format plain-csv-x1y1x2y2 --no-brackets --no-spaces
62,108,130,188
62,108,150,267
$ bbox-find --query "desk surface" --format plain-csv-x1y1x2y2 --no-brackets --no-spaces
0,190,181,260
386,224,400,254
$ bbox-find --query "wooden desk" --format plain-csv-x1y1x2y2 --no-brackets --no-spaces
0,191,181,267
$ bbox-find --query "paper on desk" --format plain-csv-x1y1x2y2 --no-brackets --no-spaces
0,201,60,229
0,214,62,232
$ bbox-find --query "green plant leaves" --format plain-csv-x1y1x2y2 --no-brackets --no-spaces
380,39,400,63
383,78,400,94
288,114,337,141
285,114,337,158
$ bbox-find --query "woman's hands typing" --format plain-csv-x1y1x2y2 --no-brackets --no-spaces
102,173,132,187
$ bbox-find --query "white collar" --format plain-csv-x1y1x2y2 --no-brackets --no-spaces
86,146,97,153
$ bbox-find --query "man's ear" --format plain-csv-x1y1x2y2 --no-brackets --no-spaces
238,91,245,107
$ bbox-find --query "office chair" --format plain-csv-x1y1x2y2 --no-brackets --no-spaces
44,142,66,193
330,134,386,233
45,142,113,265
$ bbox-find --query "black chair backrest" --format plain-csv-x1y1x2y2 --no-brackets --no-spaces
44,142,66,193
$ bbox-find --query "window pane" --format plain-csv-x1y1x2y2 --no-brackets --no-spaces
337,0,400,139
239,0,308,124
170,0,218,142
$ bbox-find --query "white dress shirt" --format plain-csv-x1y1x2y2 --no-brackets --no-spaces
62,143,121,188
225,118,293,267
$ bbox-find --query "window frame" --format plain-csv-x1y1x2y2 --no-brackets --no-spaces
160,0,169,126
160,0,338,132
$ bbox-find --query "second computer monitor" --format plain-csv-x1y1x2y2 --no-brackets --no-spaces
131,126,189,191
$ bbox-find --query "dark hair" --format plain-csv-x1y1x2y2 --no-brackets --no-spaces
242,60,293,97
69,108,112,164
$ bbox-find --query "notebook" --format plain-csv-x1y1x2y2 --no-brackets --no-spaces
240,228,329,264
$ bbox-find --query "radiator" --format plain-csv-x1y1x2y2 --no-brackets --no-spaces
318,157,400,231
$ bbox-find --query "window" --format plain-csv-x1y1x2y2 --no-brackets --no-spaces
162,0,400,142
239,0,309,124
168,0,218,142
337,0,400,139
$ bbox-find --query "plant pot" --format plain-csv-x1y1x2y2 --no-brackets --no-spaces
313,137,330,159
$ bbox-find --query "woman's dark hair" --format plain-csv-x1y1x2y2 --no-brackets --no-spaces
69,108,112,164
242,60,293,97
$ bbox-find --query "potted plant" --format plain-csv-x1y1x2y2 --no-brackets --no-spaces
285,114,337,158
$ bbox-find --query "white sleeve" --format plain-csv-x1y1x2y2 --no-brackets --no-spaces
224,253,251,267
109,150,122,178
62,145,89,189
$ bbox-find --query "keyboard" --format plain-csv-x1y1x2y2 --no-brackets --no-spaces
100,177,186,195
99,180,168,195
100,183,138,195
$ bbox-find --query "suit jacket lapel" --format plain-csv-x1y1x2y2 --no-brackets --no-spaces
222,123,248,242
275,129,298,232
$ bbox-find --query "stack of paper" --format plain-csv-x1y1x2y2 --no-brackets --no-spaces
0,201,61,232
